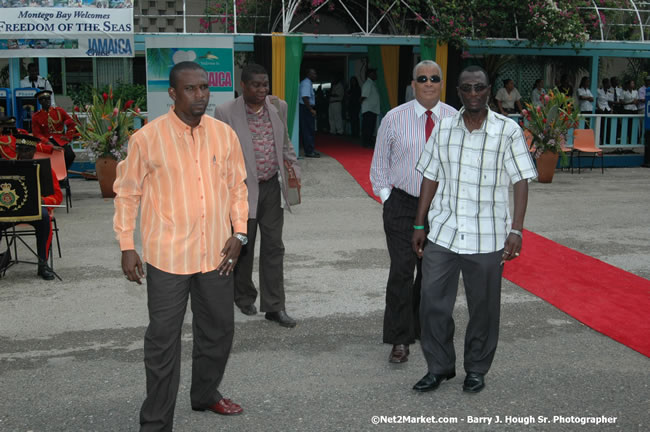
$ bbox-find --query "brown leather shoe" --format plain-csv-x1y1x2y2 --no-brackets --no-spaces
388,344,409,363
192,398,243,415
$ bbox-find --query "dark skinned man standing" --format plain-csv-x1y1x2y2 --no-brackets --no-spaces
411,66,537,394
31,89,78,170
114,61,249,430
214,63,300,328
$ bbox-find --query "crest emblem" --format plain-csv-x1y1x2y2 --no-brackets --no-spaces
0,182,18,209
0,178,27,212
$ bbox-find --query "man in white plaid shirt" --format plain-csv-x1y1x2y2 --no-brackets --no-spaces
411,65,537,394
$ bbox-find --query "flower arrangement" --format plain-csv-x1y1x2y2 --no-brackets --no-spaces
72,87,143,161
520,88,579,161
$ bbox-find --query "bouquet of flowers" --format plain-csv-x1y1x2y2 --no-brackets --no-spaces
521,88,579,162
72,87,143,161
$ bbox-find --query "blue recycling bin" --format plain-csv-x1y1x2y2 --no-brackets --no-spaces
0,88,12,118
13,88,40,131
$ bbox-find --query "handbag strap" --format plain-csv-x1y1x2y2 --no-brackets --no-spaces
284,159,297,180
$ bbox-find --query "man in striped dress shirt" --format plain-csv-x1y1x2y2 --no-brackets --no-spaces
411,65,537,394
114,62,249,429
370,60,457,364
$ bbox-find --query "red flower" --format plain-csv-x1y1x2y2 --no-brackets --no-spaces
102,92,108,102
108,126,112,131
135,107,141,114
124,100,134,110
112,108,119,117
73,106,80,112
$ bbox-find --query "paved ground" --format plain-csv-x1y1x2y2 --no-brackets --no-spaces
1,151,648,431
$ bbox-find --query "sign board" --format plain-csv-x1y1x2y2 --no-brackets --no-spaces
145,36,235,122
0,1,134,58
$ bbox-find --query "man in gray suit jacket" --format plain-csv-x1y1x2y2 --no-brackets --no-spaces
214,63,300,328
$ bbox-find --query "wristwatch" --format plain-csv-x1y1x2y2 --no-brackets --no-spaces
234,233,248,245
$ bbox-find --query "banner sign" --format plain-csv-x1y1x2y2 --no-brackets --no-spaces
145,36,235,122
0,1,134,58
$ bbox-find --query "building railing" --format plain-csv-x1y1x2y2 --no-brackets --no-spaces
511,113,646,148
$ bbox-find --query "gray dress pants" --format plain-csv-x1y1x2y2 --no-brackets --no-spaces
419,242,503,376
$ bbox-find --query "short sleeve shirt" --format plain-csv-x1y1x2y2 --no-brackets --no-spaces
495,87,521,110
577,88,594,112
299,78,314,105
416,108,537,254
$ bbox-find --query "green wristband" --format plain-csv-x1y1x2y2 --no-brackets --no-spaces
413,225,425,230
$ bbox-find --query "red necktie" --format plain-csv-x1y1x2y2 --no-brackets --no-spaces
425,110,434,142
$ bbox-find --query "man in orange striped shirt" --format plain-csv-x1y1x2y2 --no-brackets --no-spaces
114,62,249,430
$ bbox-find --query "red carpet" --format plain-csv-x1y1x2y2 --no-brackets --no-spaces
317,134,650,357
316,135,381,202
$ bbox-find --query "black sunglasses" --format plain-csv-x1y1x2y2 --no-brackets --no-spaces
415,75,441,83
458,83,489,93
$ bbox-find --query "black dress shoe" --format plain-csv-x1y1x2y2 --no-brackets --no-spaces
388,344,409,363
304,152,321,158
239,304,257,316
37,264,55,281
264,311,296,328
463,372,485,393
413,371,456,392
0,249,11,271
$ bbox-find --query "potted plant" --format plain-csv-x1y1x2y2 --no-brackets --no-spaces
520,89,579,183
73,87,142,198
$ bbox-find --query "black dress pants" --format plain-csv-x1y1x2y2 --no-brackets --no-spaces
361,111,377,148
299,104,315,155
234,174,286,312
381,188,424,345
139,264,234,432
0,210,51,263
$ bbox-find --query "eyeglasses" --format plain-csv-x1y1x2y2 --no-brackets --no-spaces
415,75,441,84
458,84,489,93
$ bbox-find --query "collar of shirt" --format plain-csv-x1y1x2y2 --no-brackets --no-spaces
452,106,491,132
167,106,205,136
245,103,266,116
413,99,442,120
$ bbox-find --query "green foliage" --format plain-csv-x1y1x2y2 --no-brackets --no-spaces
197,0,639,48
72,86,144,161
67,82,147,111
521,88,580,163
